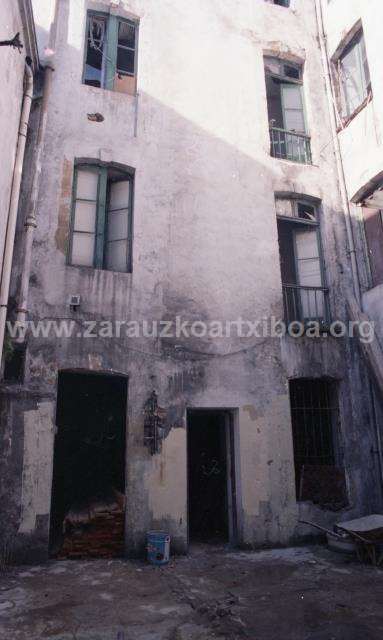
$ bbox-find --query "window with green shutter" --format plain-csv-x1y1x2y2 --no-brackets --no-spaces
69,162,134,273
83,12,138,95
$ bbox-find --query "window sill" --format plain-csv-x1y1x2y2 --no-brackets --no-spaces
270,155,318,168
82,82,138,99
337,94,372,132
67,263,132,276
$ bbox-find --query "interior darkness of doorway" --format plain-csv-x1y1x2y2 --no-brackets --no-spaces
188,410,230,543
49,371,127,556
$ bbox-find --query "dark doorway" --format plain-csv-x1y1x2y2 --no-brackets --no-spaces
49,371,127,559
187,410,236,544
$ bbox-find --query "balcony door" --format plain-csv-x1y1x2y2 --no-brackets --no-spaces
294,227,324,320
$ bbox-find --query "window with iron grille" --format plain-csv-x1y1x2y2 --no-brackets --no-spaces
83,12,138,95
275,198,329,325
264,57,311,164
69,162,134,273
289,379,347,508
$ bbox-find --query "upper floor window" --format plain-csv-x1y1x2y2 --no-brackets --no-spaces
275,197,329,324
69,162,134,273
264,57,311,164
337,30,371,119
361,183,383,288
83,12,138,95
265,0,290,5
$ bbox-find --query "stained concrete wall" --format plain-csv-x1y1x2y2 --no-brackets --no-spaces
1,0,382,562
322,0,383,375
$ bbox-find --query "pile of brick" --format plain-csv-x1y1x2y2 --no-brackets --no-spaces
58,490,125,559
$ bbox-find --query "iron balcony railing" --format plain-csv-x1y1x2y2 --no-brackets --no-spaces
270,126,312,164
282,284,330,326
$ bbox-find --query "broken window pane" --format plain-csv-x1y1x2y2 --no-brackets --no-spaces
84,16,106,87
117,47,135,75
297,202,316,221
83,13,137,93
118,21,135,48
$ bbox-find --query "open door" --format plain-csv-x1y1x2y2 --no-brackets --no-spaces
187,410,236,545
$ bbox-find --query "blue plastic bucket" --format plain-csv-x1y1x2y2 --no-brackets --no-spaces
146,530,170,565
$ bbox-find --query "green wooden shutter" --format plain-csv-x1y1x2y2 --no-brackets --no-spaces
94,167,108,267
105,15,118,90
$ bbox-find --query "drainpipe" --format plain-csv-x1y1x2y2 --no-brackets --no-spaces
315,0,361,305
315,0,383,491
16,65,53,332
0,60,33,365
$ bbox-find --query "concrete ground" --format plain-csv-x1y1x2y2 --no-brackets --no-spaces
0,544,382,640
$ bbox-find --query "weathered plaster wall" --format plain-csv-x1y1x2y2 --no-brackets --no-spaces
1,0,381,561
0,1,27,298
323,0,383,397
323,0,383,201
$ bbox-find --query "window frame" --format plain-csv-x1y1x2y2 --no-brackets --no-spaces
337,30,371,120
82,10,139,93
288,377,346,506
68,161,134,273
276,198,328,323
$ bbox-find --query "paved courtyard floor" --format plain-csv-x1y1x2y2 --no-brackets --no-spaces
0,544,382,640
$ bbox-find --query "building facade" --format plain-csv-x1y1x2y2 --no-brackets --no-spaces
0,0,382,563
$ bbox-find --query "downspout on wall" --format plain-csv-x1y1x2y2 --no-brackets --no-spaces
314,0,361,305
16,64,53,330
0,61,33,366
315,0,383,492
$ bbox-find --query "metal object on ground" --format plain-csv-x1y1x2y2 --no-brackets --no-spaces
335,514,383,566
299,519,356,554
147,531,170,565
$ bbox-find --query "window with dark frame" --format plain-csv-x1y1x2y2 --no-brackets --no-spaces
337,30,371,119
362,204,383,288
83,12,138,95
265,0,290,5
289,378,347,508
264,57,311,164
275,198,329,324
69,162,134,273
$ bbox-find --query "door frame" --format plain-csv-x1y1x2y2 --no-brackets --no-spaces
186,408,239,547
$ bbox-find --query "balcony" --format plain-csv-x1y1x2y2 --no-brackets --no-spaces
282,284,330,326
270,127,312,164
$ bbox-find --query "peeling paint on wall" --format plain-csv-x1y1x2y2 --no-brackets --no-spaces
18,402,55,534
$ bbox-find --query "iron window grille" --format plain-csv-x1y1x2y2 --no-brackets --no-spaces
289,378,346,507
